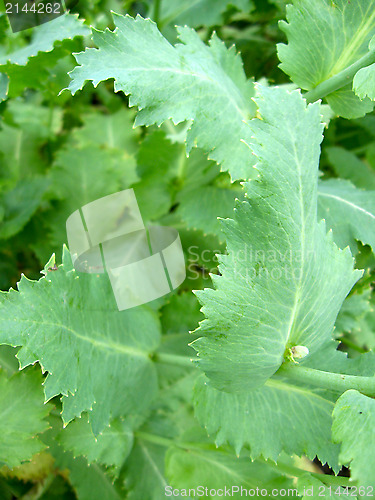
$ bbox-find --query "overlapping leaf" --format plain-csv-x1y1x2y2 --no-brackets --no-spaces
155,0,252,29
0,177,49,240
194,373,340,467
0,100,63,180
0,367,50,468
325,147,375,190
296,474,350,499
0,73,8,101
277,0,375,118
68,108,139,154
57,414,133,477
43,415,123,500
317,179,375,253
0,248,161,434
0,14,88,65
194,344,375,467
165,439,294,496
0,14,89,96
176,185,242,241
122,376,197,499
335,289,372,337
353,37,375,100
68,13,256,179
192,85,360,393
332,390,375,488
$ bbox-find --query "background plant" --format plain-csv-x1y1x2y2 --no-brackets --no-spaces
0,0,375,498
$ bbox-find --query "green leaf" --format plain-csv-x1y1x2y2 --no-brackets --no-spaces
161,292,204,336
0,14,89,66
122,408,194,499
0,367,50,468
296,474,350,499
157,0,252,28
131,130,177,221
165,426,294,496
165,447,293,497
332,389,375,488
0,345,19,376
0,14,89,97
353,36,375,100
123,348,198,499
353,63,375,100
59,454,123,500
0,177,49,240
350,308,375,351
277,0,375,118
194,373,340,467
325,147,375,190
325,85,374,120
317,179,375,254
44,416,123,500
123,436,168,500
192,85,360,393
0,248,161,434
174,147,221,197
176,185,242,241
194,344,375,467
68,14,257,179
0,100,62,179
57,414,133,476
0,73,8,101
41,143,137,261
69,108,140,155
335,289,372,337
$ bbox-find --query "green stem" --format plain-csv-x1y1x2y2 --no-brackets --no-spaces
340,338,367,354
151,352,195,368
304,50,375,103
278,363,375,398
136,431,177,448
20,474,55,500
135,431,214,452
153,0,161,26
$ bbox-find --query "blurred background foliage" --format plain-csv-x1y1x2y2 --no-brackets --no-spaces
0,0,374,497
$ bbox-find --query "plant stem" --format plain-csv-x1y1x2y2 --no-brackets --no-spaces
135,431,214,452
304,50,375,103
151,352,195,368
278,363,375,398
340,338,367,354
153,0,161,26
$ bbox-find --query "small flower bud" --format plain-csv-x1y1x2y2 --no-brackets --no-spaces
290,345,309,360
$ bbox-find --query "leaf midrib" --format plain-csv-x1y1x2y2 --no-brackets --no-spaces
284,131,307,348
119,66,249,122
14,317,150,359
318,190,375,219
138,441,168,488
184,449,257,487
266,378,334,408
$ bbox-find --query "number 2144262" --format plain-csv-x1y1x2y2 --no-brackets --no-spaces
5,2,62,14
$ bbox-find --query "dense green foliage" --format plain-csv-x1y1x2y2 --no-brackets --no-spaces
0,0,375,497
